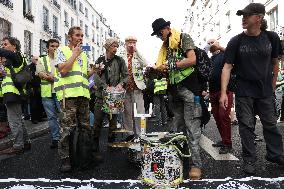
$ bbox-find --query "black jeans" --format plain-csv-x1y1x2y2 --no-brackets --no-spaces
236,96,284,163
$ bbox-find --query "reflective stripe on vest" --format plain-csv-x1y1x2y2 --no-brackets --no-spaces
40,56,59,98
154,78,168,94
54,46,90,101
2,59,25,96
169,67,194,85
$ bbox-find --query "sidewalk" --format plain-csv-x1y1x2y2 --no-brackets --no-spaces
0,120,49,151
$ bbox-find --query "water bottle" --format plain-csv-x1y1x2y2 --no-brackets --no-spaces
194,96,202,118
194,96,200,105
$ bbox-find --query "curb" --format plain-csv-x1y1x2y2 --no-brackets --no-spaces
0,121,50,151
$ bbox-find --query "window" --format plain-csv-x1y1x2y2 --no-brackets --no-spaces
53,15,58,35
80,20,83,27
43,6,49,31
85,25,89,37
71,17,74,27
67,0,76,10
79,2,83,13
24,30,32,61
64,11,69,27
96,18,99,29
65,34,69,45
92,30,95,42
92,15,94,26
0,18,11,41
85,8,88,18
226,11,231,31
269,7,278,31
23,0,34,22
92,46,95,61
23,0,31,14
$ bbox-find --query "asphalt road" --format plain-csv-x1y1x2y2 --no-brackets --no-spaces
0,117,284,188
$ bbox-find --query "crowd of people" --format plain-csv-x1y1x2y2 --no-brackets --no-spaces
0,2,283,181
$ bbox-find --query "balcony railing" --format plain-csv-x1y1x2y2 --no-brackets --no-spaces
23,11,34,22
43,24,50,32
53,0,60,10
0,0,13,10
64,21,69,27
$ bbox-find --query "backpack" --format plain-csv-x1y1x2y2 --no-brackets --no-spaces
8,55,33,97
194,47,213,83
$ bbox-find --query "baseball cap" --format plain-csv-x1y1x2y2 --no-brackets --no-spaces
236,3,265,16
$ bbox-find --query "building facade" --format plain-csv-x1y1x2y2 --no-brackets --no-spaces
183,0,284,49
0,0,118,62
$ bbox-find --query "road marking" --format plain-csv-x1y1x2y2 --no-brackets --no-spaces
200,135,239,161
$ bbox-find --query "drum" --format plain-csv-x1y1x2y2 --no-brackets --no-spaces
102,89,125,114
140,133,190,188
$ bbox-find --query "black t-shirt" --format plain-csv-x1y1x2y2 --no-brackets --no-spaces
209,51,224,92
223,31,282,98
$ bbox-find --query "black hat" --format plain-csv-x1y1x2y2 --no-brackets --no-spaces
151,18,171,36
236,3,265,16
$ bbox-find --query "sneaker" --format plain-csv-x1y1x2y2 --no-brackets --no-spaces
50,140,59,149
219,146,232,154
243,161,256,175
266,155,284,166
212,141,223,147
0,147,24,155
189,167,202,180
60,157,72,172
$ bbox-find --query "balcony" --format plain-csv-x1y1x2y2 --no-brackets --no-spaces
53,32,62,41
0,0,13,10
53,0,61,10
23,11,34,22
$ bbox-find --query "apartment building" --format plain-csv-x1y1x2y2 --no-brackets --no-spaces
0,0,118,62
183,0,284,48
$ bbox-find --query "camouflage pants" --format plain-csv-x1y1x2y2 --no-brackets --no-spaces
58,97,90,159
168,86,202,168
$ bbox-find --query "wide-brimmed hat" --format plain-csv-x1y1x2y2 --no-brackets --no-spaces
151,18,171,36
236,3,265,16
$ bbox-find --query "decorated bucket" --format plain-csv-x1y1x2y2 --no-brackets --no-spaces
102,89,125,114
140,134,190,188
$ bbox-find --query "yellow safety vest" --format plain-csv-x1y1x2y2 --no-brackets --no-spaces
40,56,58,98
168,49,194,85
1,59,25,96
0,83,2,97
154,78,167,94
54,46,90,101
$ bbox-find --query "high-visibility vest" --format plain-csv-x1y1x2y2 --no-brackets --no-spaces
0,84,2,98
1,59,26,96
40,56,59,98
168,48,194,85
154,78,167,94
54,46,90,101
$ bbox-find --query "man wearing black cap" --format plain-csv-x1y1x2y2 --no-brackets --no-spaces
151,18,203,180
220,3,284,175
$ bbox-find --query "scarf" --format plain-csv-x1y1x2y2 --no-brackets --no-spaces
155,28,181,68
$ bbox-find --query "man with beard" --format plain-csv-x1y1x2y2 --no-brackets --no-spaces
54,26,96,172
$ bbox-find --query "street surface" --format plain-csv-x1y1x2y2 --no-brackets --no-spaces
0,117,284,188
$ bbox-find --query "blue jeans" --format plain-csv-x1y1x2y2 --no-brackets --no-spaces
42,95,60,141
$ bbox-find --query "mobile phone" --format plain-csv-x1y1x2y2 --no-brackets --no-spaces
81,45,91,51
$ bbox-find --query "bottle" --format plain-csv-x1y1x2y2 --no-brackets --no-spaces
194,96,202,118
194,96,200,104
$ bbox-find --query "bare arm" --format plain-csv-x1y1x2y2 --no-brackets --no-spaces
219,63,233,109
58,43,82,76
176,49,196,68
272,58,279,91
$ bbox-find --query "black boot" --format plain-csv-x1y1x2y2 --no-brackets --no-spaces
60,157,72,172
